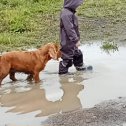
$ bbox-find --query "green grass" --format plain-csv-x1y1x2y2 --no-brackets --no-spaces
0,0,126,51
101,41,119,54
0,0,62,51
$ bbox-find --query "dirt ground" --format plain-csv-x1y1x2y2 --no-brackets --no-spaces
45,97,126,126
43,17,126,126
79,17,126,42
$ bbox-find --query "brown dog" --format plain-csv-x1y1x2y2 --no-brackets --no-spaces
0,43,61,85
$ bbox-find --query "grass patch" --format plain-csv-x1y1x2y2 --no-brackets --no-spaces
101,41,119,54
0,0,126,51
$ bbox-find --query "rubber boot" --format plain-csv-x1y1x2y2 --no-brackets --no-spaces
59,61,68,75
59,60,73,75
76,65,93,71
73,49,93,71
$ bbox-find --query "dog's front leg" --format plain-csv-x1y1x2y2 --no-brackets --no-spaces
9,72,17,81
27,74,33,81
33,72,40,83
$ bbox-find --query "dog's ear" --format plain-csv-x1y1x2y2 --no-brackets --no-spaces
57,50,61,59
48,45,57,60
54,43,61,59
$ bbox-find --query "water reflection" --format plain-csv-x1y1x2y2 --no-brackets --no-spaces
0,73,84,117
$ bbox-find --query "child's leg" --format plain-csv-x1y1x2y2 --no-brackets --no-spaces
59,44,74,74
73,49,84,67
73,48,93,71
59,59,73,74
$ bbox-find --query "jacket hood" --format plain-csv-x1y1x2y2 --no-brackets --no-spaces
64,0,84,10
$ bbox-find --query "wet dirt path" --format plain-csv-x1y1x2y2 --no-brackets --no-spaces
0,42,126,126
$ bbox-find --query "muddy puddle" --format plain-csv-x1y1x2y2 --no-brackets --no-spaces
0,41,126,126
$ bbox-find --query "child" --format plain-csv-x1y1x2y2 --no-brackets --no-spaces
59,0,91,74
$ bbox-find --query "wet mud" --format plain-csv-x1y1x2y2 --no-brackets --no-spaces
0,42,126,126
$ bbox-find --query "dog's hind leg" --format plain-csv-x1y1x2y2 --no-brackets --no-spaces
0,71,9,86
0,63,11,85
9,71,17,81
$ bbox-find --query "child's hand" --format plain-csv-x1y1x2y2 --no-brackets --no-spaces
76,41,81,47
